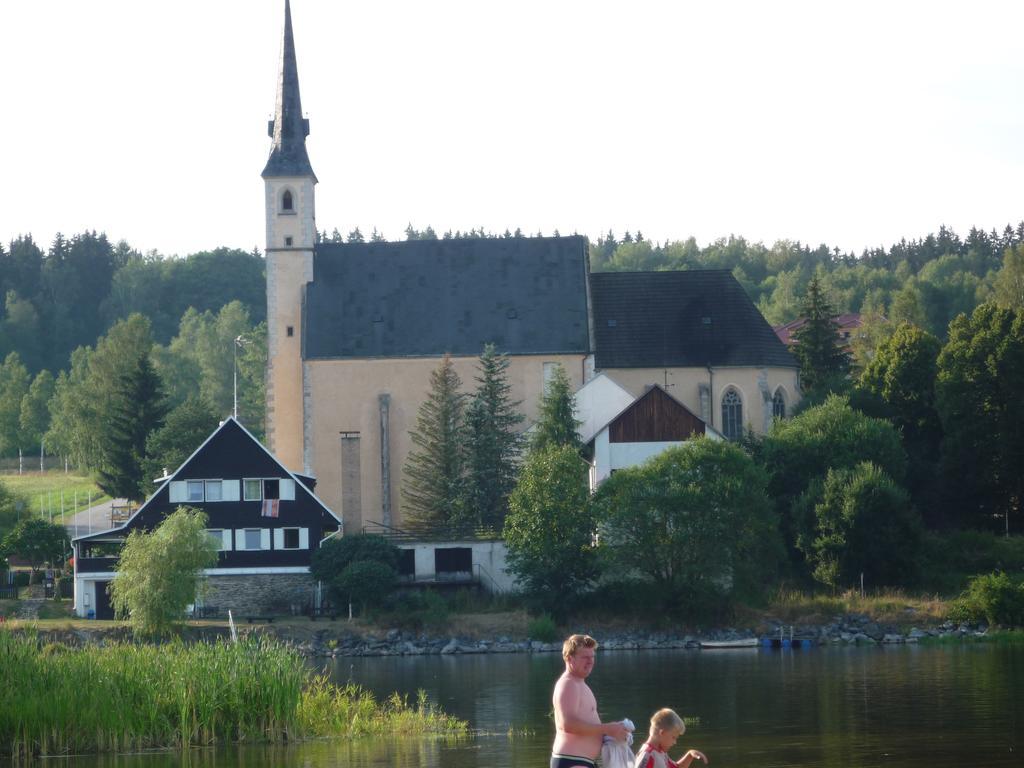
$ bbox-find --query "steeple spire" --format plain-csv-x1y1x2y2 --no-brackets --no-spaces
262,0,316,180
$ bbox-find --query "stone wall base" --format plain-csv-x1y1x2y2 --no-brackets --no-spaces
202,573,313,617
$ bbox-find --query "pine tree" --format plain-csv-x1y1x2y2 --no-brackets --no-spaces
464,344,524,533
402,354,467,534
792,276,851,392
97,354,168,501
529,363,581,453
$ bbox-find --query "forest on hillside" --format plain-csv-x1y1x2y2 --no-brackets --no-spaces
3,221,1022,382
1,220,1022,474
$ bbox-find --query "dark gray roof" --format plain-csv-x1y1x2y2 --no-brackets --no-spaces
303,237,591,359
590,269,797,369
262,0,316,180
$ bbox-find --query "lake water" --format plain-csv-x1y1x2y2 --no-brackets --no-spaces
49,644,1023,767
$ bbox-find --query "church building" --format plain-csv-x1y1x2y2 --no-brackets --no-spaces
261,1,799,536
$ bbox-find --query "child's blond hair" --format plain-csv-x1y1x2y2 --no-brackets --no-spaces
650,708,685,737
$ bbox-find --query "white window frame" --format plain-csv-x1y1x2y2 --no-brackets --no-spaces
205,480,223,502
237,528,269,551
187,480,205,502
243,478,262,501
274,527,306,550
207,529,230,551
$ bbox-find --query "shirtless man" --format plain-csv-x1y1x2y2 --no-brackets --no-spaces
551,634,630,768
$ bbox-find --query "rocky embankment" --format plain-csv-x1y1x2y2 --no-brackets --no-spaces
289,614,988,658
17,614,989,656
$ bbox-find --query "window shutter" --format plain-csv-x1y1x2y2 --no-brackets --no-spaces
280,478,296,500
299,528,309,549
235,530,245,550
222,480,240,501
169,481,187,503
221,530,233,551
273,529,284,550
260,529,271,550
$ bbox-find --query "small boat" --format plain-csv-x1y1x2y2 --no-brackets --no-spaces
699,638,759,649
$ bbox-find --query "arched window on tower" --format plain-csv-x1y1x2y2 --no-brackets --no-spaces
281,189,293,212
772,388,787,420
722,388,743,440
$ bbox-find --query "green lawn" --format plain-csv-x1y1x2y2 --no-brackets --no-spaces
0,471,110,525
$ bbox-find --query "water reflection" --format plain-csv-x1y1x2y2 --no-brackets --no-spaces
42,645,1023,768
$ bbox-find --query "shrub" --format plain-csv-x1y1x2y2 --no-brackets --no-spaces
952,572,1024,627
800,462,921,590
310,534,401,611
527,614,558,642
333,560,397,615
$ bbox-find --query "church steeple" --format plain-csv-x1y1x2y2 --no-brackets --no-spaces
262,0,316,180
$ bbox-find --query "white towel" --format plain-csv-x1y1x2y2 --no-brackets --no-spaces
601,739,635,768
601,718,636,768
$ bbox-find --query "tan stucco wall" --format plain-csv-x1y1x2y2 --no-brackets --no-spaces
264,176,315,470
305,354,587,533
599,365,801,435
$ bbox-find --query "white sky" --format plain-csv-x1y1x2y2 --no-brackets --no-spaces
1,0,1022,258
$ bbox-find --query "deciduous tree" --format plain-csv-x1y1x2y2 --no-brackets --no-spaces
858,323,943,510
109,507,218,637
18,370,54,469
592,438,780,615
0,518,69,578
0,352,30,459
993,244,1024,309
936,303,1024,532
758,395,907,570
504,444,594,615
800,462,920,590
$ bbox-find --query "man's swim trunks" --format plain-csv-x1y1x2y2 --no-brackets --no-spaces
550,755,597,768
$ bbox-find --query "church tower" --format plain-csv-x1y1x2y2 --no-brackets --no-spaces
263,0,315,470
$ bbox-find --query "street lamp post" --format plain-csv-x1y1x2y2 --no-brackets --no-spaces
233,335,249,420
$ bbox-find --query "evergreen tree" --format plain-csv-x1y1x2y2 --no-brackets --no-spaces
97,353,168,501
402,354,466,533
141,396,220,494
529,364,581,452
792,276,851,391
464,344,524,532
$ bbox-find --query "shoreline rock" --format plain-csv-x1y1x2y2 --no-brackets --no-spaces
12,614,990,656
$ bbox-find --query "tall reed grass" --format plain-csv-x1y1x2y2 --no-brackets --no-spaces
0,630,465,759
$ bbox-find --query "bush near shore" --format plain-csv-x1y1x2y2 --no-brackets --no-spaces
0,631,465,759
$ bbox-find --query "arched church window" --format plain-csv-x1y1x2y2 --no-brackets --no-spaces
722,388,743,440
772,388,786,420
281,189,293,212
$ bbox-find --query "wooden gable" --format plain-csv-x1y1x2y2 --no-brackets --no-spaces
608,385,705,443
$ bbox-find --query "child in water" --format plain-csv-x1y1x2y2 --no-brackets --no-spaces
634,708,708,768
